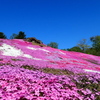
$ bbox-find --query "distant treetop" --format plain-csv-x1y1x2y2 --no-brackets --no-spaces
0,32,7,39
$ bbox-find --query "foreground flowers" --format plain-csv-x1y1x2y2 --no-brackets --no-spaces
0,65,99,100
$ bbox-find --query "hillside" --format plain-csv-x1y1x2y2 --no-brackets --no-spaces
0,39,100,100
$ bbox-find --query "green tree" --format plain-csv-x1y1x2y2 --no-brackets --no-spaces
90,35,100,56
67,46,83,52
90,36,100,51
85,48,97,55
10,33,17,39
0,32,7,39
61,49,67,51
15,31,26,39
77,39,90,52
47,42,58,48
11,31,26,39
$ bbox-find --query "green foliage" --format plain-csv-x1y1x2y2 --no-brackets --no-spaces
77,39,90,52
21,65,37,70
61,49,67,51
66,39,90,53
20,65,74,76
47,42,58,48
41,68,74,75
65,37,100,56
90,35,100,49
90,36,100,56
11,31,26,39
0,32,7,39
15,31,26,39
67,46,83,52
10,33,17,39
85,48,96,55
11,58,23,61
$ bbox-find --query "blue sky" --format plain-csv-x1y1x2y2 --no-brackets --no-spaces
0,0,100,49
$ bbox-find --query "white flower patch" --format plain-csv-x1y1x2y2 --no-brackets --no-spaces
84,69,100,73
59,51,66,55
27,46,50,52
23,54,43,60
23,54,33,59
0,44,46,61
39,48,50,52
27,47,37,50
33,58,43,60
0,43,23,57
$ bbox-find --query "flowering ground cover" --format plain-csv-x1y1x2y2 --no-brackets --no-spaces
0,39,100,100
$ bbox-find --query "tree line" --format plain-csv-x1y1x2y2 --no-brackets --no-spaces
0,31,26,39
63,37,100,56
47,36,100,56
0,31,100,56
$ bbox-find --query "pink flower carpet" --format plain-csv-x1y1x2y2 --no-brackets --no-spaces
0,39,100,100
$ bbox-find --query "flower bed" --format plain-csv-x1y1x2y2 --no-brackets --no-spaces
0,39,100,100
